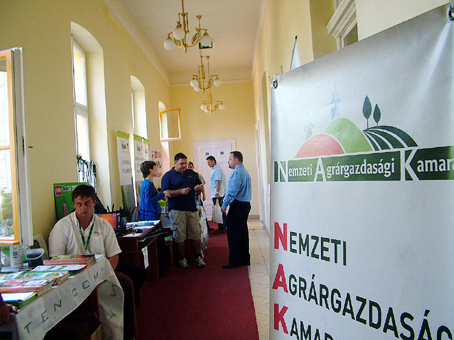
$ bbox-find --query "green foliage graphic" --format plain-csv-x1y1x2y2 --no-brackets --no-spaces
373,105,381,126
363,96,372,129
362,96,417,151
364,126,418,150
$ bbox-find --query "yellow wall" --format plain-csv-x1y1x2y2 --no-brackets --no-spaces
252,0,336,229
356,0,448,40
0,0,446,241
0,0,170,240
310,0,337,59
169,82,260,216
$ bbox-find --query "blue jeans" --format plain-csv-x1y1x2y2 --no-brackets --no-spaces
212,197,226,230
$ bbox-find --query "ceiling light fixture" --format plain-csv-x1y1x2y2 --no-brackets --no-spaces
201,88,225,114
164,0,212,52
190,55,221,92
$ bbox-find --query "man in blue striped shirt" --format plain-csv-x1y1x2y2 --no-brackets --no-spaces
221,151,252,268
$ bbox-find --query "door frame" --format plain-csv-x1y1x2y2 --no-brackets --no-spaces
193,139,235,219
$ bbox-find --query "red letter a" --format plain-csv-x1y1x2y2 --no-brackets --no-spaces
272,263,288,292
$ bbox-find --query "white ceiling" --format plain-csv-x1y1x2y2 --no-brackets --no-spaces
117,0,265,85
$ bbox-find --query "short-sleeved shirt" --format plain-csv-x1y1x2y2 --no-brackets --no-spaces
49,211,121,258
210,164,227,198
161,168,202,212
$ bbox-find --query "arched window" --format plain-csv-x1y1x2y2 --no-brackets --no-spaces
131,76,147,137
71,22,110,204
72,38,90,165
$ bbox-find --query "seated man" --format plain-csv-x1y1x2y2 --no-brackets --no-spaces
49,184,146,340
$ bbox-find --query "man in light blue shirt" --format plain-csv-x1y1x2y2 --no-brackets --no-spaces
221,151,252,268
206,156,227,233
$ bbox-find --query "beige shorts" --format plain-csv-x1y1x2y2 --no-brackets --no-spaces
169,210,201,243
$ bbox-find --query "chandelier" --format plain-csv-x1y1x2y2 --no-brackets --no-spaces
190,55,221,92
164,0,212,52
201,88,225,114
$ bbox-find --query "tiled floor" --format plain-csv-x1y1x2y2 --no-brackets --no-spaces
248,218,270,340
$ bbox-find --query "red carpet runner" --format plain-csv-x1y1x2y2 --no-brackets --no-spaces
135,225,259,340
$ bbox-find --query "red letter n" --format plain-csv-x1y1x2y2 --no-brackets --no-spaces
274,222,287,250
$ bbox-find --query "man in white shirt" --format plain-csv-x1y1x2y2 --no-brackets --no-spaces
206,156,227,234
49,184,144,340
49,193,121,264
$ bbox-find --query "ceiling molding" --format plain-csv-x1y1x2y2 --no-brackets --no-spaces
102,0,170,85
327,0,357,39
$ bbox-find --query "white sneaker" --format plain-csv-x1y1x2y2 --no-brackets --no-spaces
179,258,189,269
195,256,206,268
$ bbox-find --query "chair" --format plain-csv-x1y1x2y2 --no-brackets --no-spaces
32,234,49,260
164,235,174,268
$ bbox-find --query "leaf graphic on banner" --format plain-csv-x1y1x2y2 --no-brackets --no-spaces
373,105,381,126
363,126,418,150
363,96,373,129
363,96,372,118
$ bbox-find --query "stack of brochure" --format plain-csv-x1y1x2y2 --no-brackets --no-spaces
44,254,96,268
2,292,37,309
0,277,53,296
32,264,86,273
14,270,70,285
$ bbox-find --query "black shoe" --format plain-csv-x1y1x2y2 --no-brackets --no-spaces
223,263,241,268
214,229,225,234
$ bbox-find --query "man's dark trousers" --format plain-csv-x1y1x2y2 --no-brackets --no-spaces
225,200,251,265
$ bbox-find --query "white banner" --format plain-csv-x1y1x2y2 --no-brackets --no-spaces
271,4,454,340
116,131,135,216
133,135,149,206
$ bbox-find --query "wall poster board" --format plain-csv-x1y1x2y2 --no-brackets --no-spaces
150,147,163,178
133,135,149,207
116,131,135,217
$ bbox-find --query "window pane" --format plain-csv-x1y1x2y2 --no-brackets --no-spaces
344,24,358,47
0,47,33,245
76,112,89,160
0,58,13,238
0,61,10,147
73,45,86,106
0,149,13,238
131,91,135,130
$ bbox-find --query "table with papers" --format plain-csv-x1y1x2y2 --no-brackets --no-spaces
117,220,161,280
0,255,124,340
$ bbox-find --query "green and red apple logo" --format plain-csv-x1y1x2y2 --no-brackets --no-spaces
296,96,417,158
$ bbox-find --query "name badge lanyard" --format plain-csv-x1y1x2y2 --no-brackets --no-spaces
79,223,94,253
